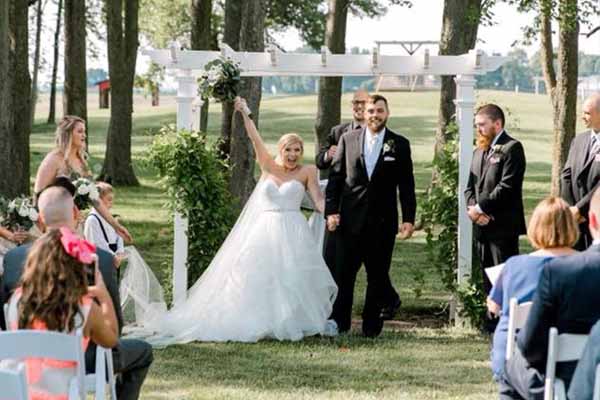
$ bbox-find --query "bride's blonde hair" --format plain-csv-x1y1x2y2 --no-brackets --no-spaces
55,115,88,168
276,133,304,164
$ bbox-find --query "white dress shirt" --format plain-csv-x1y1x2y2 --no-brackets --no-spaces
84,208,124,255
364,127,386,179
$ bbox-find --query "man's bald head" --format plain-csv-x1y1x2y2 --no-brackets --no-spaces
351,89,370,124
353,89,370,102
37,186,77,229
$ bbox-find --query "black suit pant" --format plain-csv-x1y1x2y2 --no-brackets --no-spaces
476,236,519,295
331,220,396,336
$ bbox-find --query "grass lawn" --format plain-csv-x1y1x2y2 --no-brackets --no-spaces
28,89,565,398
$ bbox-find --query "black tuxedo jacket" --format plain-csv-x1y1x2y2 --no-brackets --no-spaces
517,245,600,385
464,131,526,241
316,122,358,170
561,131,600,217
325,127,416,235
2,243,123,334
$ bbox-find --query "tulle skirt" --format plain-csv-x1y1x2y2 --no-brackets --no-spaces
139,209,337,345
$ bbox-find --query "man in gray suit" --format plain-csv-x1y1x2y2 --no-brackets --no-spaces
2,181,153,400
562,93,600,250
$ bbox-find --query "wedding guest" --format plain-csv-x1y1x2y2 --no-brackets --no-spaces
561,93,600,250
33,115,132,242
84,182,126,268
568,320,600,400
499,189,600,399
5,228,118,400
464,104,526,332
0,227,28,329
487,197,578,381
3,183,152,400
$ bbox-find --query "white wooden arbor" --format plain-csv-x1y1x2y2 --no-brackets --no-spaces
143,44,508,320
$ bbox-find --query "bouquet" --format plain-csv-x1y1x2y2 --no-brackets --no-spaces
197,57,242,103
73,178,100,210
0,196,38,231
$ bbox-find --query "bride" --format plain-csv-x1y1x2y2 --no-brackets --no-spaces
134,97,337,344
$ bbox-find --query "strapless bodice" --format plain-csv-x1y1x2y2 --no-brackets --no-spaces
258,179,306,212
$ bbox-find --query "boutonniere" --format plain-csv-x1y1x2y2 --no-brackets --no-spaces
491,144,504,154
383,139,395,154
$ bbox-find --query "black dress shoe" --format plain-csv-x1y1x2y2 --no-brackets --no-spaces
362,318,383,338
380,299,402,320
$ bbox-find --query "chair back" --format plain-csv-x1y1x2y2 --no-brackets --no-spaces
3,303,7,330
0,330,86,399
544,327,588,400
506,298,533,360
593,363,600,400
0,364,28,400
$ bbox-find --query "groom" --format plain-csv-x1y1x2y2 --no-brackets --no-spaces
325,94,416,337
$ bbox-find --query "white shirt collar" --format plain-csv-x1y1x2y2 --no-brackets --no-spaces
490,129,505,148
593,238,600,246
366,126,386,143
591,130,600,138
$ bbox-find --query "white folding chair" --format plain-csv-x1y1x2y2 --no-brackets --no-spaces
506,298,533,360
85,345,118,400
0,363,29,400
544,327,588,400
3,303,8,330
593,363,600,400
0,330,86,400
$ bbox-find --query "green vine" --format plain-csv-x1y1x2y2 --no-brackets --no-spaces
148,125,237,287
422,120,486,327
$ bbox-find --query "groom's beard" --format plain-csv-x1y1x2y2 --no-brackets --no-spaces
367,117,387,133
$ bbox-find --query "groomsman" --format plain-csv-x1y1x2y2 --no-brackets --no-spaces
561,93,600,250
464,104,526,299
316,89,369,281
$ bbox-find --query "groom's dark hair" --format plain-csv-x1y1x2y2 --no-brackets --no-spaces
368,94,389,110
476,103,505,127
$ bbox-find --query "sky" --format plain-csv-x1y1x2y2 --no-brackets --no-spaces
272,1,600,57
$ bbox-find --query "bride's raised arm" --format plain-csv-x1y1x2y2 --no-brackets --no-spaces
306,165,325,214
234,97,276,172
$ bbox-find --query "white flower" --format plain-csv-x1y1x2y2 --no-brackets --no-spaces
29,208,38,222
0,215,4,223
18,204,28,217
207,68,221,83
77,184,90,196
8,200,16,212
383,143,391,153
89,186,100,201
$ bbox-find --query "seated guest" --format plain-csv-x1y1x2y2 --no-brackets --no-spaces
5,228,119,400
0,227,28,329
499,189,600,399
488,197,578,381
2,182,153,400
84,182,126,268
568,320,600,400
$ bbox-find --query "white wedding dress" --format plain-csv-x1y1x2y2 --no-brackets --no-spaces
127,177,337,345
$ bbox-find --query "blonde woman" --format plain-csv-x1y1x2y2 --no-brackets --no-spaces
487,196,578,381
137,97,337,345
34,115,132,242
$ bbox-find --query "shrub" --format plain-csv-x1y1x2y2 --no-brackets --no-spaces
148,125,237,287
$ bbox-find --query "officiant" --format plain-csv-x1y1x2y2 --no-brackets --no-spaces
464,104,526,331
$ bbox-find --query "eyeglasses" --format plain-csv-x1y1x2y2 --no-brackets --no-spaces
351,100,366,106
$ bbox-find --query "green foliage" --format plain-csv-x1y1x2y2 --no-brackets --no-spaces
148,125,237,286
422,121,485,327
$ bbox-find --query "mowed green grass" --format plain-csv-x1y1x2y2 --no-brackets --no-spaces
29,89,565,398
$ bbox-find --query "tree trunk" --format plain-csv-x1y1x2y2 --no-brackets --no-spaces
64,0,87,146
314,0,348,178
47,0,63,124
190,0,212,132
0,0,14,197
0,0,31,197
229,0,264,204
219,0,242,157
30,0,44,126
551,0,579,195
435,0,481,154
99,0,139,186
